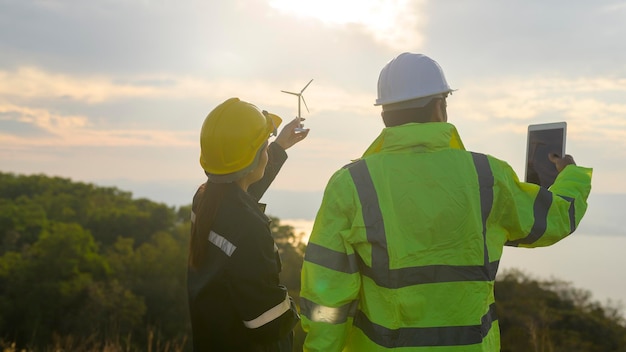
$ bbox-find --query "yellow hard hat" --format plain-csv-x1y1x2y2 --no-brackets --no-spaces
199,97,282,182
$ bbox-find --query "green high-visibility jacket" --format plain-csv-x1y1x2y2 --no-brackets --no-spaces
300,122,592,351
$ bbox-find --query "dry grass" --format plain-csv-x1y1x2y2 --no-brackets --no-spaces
0,328,188,352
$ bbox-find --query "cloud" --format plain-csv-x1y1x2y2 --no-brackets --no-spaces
0,103,87,130
2,62,625,155
0,65,375,112
599,2,626,13
268,0,427,51
453,76,626,137
0,65,378,150
0,0,393,85
0,102,195,147
0,68,163,104
429,1,626,78
438,72,626,178
1,0,625,197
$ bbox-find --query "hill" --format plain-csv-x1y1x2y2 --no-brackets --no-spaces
0,172,624,351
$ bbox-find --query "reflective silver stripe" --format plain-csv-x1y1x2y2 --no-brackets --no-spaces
208,231,237,257
471,152,496,278
348,161,388,269
304,243,359,274
300,297,358,324
344,157,499,347
506,187,553,246
559,195,576,234
358,257,499,287
354,303,497,347
346,159,498,288
190,210,196,223
243,293,291,329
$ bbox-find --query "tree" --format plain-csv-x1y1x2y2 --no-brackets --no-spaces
496,269,626,351
1,171,624,351
106,230,190,343
268,217,307,351
270,216,306,297
0,172,175,249
0,196,47,253
0,222,144,347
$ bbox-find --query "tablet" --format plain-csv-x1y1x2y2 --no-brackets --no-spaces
525,122,567,188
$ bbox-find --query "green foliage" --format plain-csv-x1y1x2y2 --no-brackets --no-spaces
270,216,306,297
0,196,47,252
496,269,626,351
0,222,131,345
0,172,184,350
0,172,174,249
269,217,307,351
106,230,190,341
1,171,624,351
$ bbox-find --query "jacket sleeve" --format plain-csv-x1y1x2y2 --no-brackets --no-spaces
489,157,593,247
248,142,288,201
226,225,299,344
300,170,361,352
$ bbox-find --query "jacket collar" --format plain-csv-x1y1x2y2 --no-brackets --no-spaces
362,122,465,157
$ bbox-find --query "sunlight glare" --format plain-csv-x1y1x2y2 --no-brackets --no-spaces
268,0,425,50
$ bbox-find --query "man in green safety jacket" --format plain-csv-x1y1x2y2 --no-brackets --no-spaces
300,53,592,351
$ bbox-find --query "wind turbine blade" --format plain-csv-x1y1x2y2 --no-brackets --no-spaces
300,79,314,93
301,95,310,113
281,90,299,96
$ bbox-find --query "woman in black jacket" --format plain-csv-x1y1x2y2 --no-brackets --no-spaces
188,97,308,351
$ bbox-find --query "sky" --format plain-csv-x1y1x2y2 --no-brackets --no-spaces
1,0,625,307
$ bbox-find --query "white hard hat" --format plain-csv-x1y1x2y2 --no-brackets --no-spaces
375,53,454,106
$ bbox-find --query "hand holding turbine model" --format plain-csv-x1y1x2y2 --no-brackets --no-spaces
281,79,313,132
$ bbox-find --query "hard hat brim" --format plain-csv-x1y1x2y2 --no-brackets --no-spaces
375,89,456,107
263,111,282,137
380,90,456,111
206,141,269,183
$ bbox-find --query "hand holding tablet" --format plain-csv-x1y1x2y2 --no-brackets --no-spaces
525,122,568,188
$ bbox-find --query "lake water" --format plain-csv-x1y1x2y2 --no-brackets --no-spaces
285,218,625,316
500,233,626,309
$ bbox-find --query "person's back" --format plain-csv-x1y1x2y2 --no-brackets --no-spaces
188,98,307,351
300,53,592,351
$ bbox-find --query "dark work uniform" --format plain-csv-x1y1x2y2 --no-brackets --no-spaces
188,143,300,351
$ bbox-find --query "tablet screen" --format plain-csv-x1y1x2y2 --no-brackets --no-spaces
525,122,566,188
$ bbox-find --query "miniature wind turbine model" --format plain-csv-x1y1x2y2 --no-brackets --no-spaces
281,79,313,132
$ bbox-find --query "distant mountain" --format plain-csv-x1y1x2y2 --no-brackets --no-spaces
99,178,625,238
266,191,626,238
